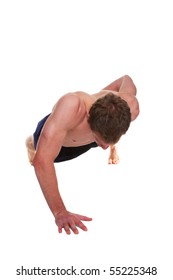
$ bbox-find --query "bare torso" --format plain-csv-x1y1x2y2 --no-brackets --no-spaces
52,90,119,147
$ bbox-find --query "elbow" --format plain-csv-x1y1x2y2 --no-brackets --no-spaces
32,155,41,169
131,105,140,122
123,74,133,82
123,74,131,79
32,154,45,169
124,75,137,95
33,153,54,170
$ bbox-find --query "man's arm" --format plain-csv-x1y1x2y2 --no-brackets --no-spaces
103,75,139,121
102,75,137,96
33,94,92,234
103,75,139,164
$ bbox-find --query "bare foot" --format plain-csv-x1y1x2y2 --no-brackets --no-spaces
108,146,119,164
25,135,35,165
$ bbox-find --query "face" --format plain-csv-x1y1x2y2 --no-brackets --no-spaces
92,132,110,150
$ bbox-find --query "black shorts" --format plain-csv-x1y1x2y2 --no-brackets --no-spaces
33,114,98,163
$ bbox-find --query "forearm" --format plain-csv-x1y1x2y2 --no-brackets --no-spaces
33,161,66,217
102,76,125,91
103,75,137,95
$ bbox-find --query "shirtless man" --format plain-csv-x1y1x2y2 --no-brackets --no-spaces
26,75,139,235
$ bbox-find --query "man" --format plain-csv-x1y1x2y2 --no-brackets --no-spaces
26,75,139,235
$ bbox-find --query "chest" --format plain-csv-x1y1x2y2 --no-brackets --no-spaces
63,117,94,146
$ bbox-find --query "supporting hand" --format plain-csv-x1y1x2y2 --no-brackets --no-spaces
55,210,92,235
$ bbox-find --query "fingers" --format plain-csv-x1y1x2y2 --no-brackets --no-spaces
58,222,73,235
58,225,63,234
64,224,71,235
58,223,79,235
76,220,88,232
65,219,79,235
58,224,71,235
57,218,90,235
73,213,92,221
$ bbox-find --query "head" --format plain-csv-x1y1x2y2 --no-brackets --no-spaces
88,93,131,146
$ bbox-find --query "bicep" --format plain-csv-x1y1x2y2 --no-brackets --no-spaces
34,117,67,163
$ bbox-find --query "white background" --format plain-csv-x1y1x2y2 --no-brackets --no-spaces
0,0,172,279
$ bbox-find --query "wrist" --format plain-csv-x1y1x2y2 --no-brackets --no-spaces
53,207,67,218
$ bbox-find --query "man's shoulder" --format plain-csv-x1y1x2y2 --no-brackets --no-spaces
52,92,87,126
53,92,83,113
59,92,81,104
58,91,90,105
59,91,93,114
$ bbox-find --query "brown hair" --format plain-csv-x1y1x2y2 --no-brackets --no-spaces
88,93,131,143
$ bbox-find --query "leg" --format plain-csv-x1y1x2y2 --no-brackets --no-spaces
25,135,35,165
108,145,119,164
